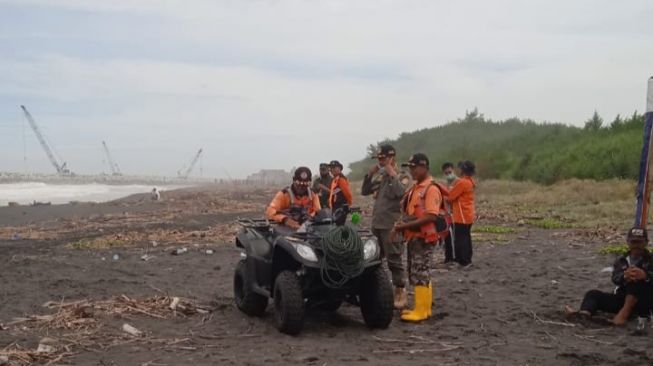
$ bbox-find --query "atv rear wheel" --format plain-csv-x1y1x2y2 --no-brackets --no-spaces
273,271,305,335
359,266,393,329
234,259,268,316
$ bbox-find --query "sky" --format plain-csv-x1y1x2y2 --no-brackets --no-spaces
0,0,652,179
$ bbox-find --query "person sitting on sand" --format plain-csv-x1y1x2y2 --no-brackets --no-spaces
266,167,321,230
565,228,653,325
151,188,160,201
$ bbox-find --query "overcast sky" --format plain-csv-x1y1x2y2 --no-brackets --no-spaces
1,0,652,178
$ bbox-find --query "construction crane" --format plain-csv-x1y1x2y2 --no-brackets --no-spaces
178,148,203,179
20,105,72,176
102,140,122,176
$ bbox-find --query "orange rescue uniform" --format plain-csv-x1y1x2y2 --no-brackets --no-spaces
329,175,353,209
447,176,475,224
266,188,321,224
402,176,443,242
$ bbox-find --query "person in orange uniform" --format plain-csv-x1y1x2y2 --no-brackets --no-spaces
446,160,476,267
328,160,353,225
392,153,442,323
266,167,321,230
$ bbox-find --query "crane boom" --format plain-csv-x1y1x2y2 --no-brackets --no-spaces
20,105,70,175
179,148,203,179
102,140,122,175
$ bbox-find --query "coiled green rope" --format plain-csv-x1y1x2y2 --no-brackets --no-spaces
320,225,365,288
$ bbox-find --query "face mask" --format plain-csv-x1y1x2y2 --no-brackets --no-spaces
446,173,456,183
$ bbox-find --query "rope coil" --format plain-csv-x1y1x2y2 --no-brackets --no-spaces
319,225,365,288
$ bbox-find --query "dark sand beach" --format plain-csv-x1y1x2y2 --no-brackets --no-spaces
1,183,652,365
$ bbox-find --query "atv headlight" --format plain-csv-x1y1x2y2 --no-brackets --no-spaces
363,238,379,261
293,243,318,262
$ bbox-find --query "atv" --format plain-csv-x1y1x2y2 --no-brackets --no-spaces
233,207,394,335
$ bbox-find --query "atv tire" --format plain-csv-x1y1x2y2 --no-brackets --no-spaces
234,260,268,316
359,266,393,329
273,271,305,335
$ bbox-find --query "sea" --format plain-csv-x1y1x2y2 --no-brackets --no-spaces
0,182,176,206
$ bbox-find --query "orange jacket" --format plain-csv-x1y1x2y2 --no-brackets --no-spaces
402,176,443,242
447,176,475,224
329,175,353,209
266,188,321,223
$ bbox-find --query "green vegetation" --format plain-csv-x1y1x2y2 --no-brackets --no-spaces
474,225,515,234
525,218,573,229
349,109,645,184
598,244,629,255
67,238,126,249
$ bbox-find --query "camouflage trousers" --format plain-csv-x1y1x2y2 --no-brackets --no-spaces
406,237,433,286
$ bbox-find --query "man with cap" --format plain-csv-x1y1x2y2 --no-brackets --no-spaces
312,163,333,209
328,160,353,225
266,167,321,230
362,144,410,309
565,228,653,325
392,153,442,323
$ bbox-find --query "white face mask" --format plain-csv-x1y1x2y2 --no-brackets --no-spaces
446,173,457,183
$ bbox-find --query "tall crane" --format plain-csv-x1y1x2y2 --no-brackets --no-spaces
102,140,122,176
20,105,71,175
178,148,203,179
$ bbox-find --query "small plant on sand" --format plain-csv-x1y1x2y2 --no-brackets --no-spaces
474,225,515,234
598,244,629,255
525,218,573,229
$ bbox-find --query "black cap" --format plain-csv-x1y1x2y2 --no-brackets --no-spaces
458,160,476,175
293,167,312,185
627,227,648,246
319,163,329,169
401,153,429,168
328,160,343,169
373,144,396,159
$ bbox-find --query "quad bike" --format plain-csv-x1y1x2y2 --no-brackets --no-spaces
233,207,394,335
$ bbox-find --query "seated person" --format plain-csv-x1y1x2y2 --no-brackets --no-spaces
565,228,653,325
266,166,321,229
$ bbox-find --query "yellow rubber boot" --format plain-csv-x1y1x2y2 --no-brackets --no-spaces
426,282,433,317
401,285,430,322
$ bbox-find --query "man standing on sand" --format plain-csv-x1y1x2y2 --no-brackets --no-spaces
312,163,332,209
362,144,410,309
393,153,442,322
328,160,353,225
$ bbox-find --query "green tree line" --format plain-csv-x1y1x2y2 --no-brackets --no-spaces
348,109,646,184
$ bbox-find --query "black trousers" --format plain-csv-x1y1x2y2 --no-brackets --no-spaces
580,283,653,317
444,223,473,265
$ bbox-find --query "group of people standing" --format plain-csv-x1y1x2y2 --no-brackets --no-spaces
264,145,477,324
362,145,476,323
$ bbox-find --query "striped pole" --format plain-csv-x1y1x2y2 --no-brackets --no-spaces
633,77,653,230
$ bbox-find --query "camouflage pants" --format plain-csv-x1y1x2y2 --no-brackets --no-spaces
407,237,433,286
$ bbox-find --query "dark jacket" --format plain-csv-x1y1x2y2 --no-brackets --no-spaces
611,250,653,288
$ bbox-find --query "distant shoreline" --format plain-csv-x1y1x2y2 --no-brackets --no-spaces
0,171,216,186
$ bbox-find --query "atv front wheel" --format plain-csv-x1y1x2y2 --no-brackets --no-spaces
359,266,393,329
274,271,305,335
234,260,268,316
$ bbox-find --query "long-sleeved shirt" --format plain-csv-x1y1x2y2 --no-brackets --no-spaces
611,252,653,287
266,187,321,224
329,174,353,209
362,168,408,229
447,176,475,224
